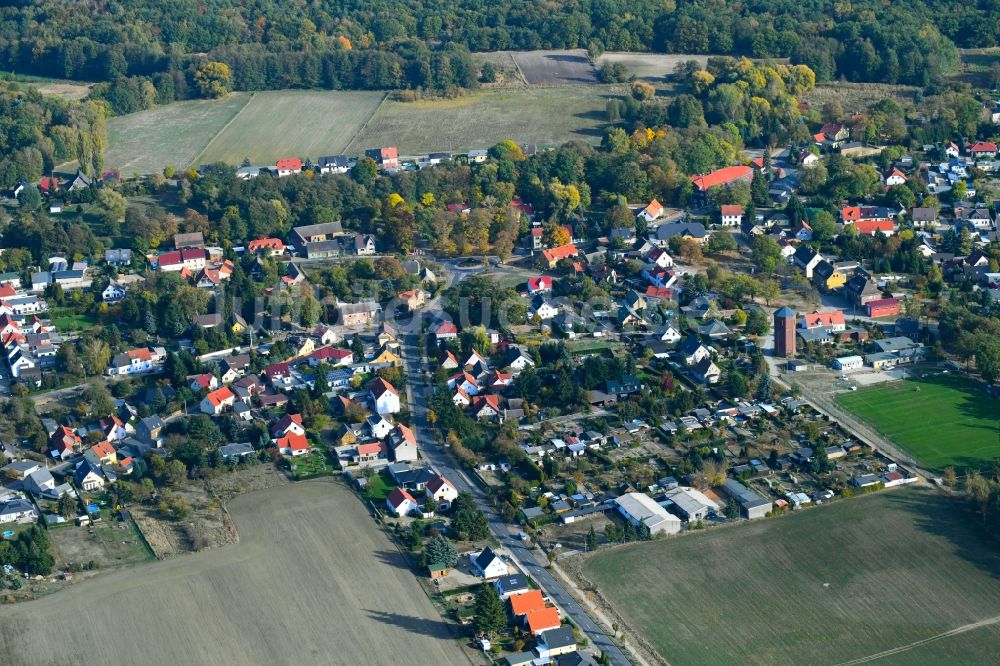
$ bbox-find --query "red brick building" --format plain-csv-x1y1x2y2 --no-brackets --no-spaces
774,306,797,358
866,298,900,318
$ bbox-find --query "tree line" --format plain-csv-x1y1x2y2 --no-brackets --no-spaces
0,0,988,104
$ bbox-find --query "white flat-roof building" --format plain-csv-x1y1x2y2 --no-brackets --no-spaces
614,492,681,535
833,355,864,371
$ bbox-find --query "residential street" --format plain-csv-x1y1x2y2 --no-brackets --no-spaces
398,260,633,666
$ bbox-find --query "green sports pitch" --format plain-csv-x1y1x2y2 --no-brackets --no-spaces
836,371,1000,471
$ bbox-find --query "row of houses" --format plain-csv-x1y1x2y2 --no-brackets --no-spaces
0,308,60,386
232,146,515,181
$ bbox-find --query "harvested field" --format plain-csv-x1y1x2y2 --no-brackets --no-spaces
0,480,476,666
597,52,708,82
346,87,613,154
580,489,1000,666
106,90,384,173
194,89,386,165
106,93,251,174
836,371,1000,472
802,82,919,112
513,50,598,85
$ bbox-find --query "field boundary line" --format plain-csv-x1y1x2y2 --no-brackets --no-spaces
189,92,256,167
834,614,1000,665
509,54,529,86
343,91,389,154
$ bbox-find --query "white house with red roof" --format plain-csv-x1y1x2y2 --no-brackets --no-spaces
200,386,236,415
271,414,306,439
308,346,353,367
472,394,501,421
720,204,744,227
426,475,459,504
275,158,303,177
690,166,753,205
969,141,998,159
638,199,664,223
247,237,285,255
275,432,310,457
647,247,674,269
486,370,513,390
854,220,895,236
188,372,218,392
366,147,399,169
540,244,578,269
433,321,458,340
883,168,907,187
369,377,400,414
100,415,131,442
107,346,166,376
49,425,81,460
386,487,419,517
452,386,472,407
801,310,846,332
526,276,553,294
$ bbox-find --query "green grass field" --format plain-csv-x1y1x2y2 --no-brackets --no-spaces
345,87,613,154
106,93,252,174
107,86,616,174
583,489,1000,666
194,89,386,165
836,372,1000,471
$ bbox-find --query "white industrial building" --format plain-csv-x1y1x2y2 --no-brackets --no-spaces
664,487,720,522
614,492,681,535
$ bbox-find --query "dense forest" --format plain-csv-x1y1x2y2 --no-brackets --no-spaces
0,0,984,106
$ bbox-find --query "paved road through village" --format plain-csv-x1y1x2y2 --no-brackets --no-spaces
396,260,632,666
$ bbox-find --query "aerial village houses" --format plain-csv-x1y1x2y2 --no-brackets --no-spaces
107,347,166,376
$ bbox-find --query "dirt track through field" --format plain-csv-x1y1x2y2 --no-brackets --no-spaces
835,614,1000,665
0,481,475,666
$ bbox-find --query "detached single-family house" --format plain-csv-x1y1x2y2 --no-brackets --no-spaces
638,199,664,223
74,459,105,492
0,498,38,524
200,386,236,415
102,282,126,303
793,246,824,279
386,487,420,517
471,547,508,579
720,204,743,227
271,413,306,439
369,377,400,414
425,475,459,505
275,432,310,457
